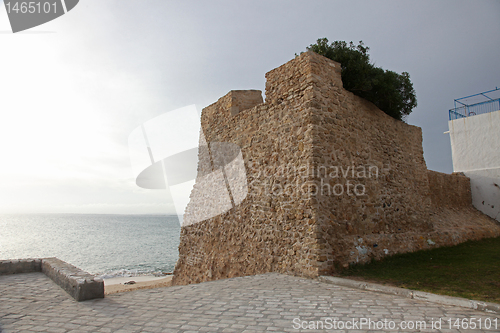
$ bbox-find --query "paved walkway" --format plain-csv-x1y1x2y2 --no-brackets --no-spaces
1,272,498,332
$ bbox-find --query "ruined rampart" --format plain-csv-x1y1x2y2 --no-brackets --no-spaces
172,52,500,285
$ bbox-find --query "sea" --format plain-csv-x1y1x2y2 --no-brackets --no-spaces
0,214,181,279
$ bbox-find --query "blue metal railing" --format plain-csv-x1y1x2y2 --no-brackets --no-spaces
448,88,500,120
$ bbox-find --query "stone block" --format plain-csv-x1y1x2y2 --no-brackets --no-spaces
41,257,104,302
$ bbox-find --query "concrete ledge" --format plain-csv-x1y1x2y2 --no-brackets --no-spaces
318,276,500,315
41,258,104,302
0,258,41,275
0,258,104,302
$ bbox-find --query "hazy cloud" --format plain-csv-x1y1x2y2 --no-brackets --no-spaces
1,0,498,213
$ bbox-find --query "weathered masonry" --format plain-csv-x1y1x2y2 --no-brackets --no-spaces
173,52,500,285
0,258,104,301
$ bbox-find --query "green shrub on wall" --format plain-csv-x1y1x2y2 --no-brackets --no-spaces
306,38,417,121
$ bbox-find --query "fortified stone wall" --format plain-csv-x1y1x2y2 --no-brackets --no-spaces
300,54,433,273
172,52,500,285
174,55,322,284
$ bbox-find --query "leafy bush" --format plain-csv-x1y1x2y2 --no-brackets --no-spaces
307,38,417,121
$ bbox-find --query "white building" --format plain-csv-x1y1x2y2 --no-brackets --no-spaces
448,88,500,222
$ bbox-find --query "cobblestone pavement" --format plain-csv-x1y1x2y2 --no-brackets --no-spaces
1,272,499,332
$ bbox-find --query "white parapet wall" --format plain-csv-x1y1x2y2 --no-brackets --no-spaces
448,110,500,221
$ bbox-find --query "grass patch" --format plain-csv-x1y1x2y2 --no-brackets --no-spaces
338,236,500,303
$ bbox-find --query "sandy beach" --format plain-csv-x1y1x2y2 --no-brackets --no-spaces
103,275,173,295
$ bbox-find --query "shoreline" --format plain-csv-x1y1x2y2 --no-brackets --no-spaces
103,275,173,295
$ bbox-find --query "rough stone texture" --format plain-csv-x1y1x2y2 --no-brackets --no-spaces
41,257,104,302
424,170,500,249
225,89,263,116
428,170,472,208
308,53,433,272
176,54,322,284
173,52,500,286
0,259,41,275
0,257,104,302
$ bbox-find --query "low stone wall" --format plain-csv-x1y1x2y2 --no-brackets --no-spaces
0,258,104,302
0,258,41,275
41,258,104,302
428,170,471,207
425,170,499,247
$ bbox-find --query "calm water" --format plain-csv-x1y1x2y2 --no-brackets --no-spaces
0,214,181,278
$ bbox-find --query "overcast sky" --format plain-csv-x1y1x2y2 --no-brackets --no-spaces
0,0,499,215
